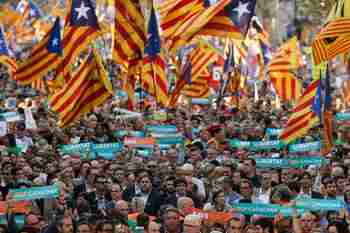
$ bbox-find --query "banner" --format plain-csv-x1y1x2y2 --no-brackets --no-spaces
231,203,298,217
0,215,25,227
289,141,321,152
185,207,232,224
92,143,122,160
135,148,153,157
250,140,284,151
336,112,350,121
59,143,92,154
124,137,155,148
295,198,345,211
266,128,282,136
229,139,251,149
191,98,210,105
115,130,145,138
0,201,29,214
253,157,328,168
10,185,60,201
146,125,177,134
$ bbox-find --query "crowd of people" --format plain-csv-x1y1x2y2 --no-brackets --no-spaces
0,62,350,233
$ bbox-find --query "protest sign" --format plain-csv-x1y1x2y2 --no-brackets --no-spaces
124,137,155,148
10,185,60,201
289,141,321,152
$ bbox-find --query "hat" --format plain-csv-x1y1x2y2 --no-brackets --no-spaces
182,163,194,172
184,214,202,226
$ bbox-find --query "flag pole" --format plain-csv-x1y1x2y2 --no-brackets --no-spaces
151,62,159,111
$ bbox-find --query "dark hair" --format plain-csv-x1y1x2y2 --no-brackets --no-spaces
137,213,150,230
299,172,312,181
174,178,187,187
327,221,349,233
254,218,273,233
212,189,224,205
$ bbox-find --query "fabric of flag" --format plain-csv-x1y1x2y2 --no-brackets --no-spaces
31,77,45,92
49,50,113,128
14,17,62,85
16,0,42,19
224,43,235,74
168,42,217,107
280,78,321,144
312,18,350,65
322,67,333,155
123,58,141,110
342,77,350,105
268,37,302,102
183,71,210,98
142,6,168,107
160,0,203,41
169,0,232,53
197,0,257,39
57,0,100,83
0,26,17,74
111,0,146,69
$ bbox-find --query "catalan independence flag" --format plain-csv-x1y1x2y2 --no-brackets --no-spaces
112,0,146,69
124,58,141,110
280,78,321,144
322,67,333,155
14,17,62,86
0,26,17,74
183,70,211,98
312,17,350,65
268,37,302,102
57,0,101,82
168,42,217,107
342,77,350,105
49,50,113,128
142,6,168,107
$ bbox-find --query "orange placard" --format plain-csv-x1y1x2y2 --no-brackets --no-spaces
124,137,155,147
185,207,233,224
0,201,29,214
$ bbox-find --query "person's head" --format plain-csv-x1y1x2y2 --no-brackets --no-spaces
243,225,257,233
240,179,253,199
0,225,6,233
226,216,244,233
253,218,273,233
148,222,160,233
323,177,337,198
116,200,129,219
261,170,272,188
140,175,152,193
110,183,123,201
77,221,92,233
62,215,74,233
96,176,107,193
175,178,187,196
299,172,312,191
165,176,176,194
300,212,316,233
336,176,346,193
96,220,114,233
207,148,218,161
212,189,225,207
243,158,256,176
163,208,180,233
183,214,202,233
177,197,194,216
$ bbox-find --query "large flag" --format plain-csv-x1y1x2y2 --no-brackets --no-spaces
197,0,257,39
168,42,217,107
57,0,100,82
342,77,350,105
16,0,42,19
14,17,62,85
183,70,211,98
268,37,302,101
312,17,350,65
0,26,17,74
49,50,113,128
141,6,168,106
111,0,146,69
123,58,141,110
322,67,333,155
280,78,321,144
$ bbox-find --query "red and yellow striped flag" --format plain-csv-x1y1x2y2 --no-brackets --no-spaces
57,0,101,83
312,18,350,65
49,50,113,128
15,17,61,86
168,42,217,107
342,78,350,105
111,0,146,68
123,58,141,110
268,37,302,102
280,78,321,144
183,70,211,98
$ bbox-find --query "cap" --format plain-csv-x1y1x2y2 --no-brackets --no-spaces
208,125,222,136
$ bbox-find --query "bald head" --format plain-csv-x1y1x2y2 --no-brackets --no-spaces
116,200,129,217
148,222,160,233
177,197,194,216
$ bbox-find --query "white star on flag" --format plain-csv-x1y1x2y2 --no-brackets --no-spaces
75,1,90,20
52,38,59,46
234,1,250,19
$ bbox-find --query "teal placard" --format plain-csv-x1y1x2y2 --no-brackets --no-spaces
229,139,251,149
266,128,282,136
295,198,344,211
253,157,328,168
336,112,350,121
289,141,321,152
10,185,60,201
146,125,177,134
250,140,284,151
60,143,92,154
231,203,301,217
